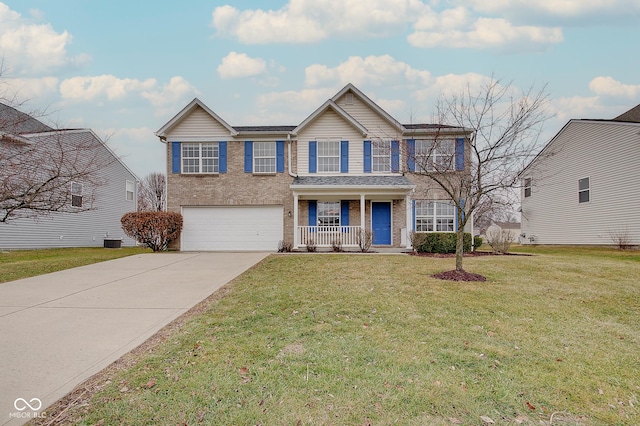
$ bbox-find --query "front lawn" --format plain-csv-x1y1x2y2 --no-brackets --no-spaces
0,247,150,284
45,248,639,425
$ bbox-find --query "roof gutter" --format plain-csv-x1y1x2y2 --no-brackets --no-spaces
287,133,297,178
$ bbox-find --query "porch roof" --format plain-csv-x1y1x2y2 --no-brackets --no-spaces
291,175,415,198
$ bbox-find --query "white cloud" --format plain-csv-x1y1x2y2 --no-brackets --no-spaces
60,75,157,102
305,55,432,87
211,0,426,44
99,127,165,178
409,7,562,52
0,2,88,75
141,76,198,109
217,52,267,79
0,76,58,100
465,0,640,24
588,76,640,99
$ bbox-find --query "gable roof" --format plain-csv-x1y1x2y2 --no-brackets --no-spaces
155,98,238,138
613,104,640,123
332,83,404,133
292,99,368,136
0,102,53,134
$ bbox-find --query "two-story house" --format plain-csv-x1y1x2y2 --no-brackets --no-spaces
519,104,640,246
156,84,472,251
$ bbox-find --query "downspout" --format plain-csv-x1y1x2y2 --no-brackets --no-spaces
159,135,169,212
287,133,297,178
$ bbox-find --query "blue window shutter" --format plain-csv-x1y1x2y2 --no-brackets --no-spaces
309,141,317,173
340,140,349,173
308,200,317,227
459,198,466,224
219,141,227,173
363,140,372,173
412,200,416,232
171,142,181,174
455,137,465,171
406,139,415,172
276,140,285,173
391,140,400,173
244,141,253,173
341,200,349,227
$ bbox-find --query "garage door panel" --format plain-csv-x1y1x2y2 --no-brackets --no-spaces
182,206,283,251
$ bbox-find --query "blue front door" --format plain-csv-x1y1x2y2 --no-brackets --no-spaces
372,202,392,245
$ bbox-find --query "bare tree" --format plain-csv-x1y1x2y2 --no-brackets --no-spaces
1,71,110,222
410,77,551,273
138,172,166,212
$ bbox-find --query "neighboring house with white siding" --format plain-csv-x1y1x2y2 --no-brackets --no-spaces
519,105,640,245
0,103,138,249
156,83,473,251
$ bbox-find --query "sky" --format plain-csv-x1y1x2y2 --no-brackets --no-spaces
1,0,639,179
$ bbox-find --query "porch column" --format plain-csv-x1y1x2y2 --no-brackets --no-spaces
405,192,412,248
293,192,299,249
360,193,366,233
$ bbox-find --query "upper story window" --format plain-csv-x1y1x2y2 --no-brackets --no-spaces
415,139,455,171
317,201,340,227
524,178,532,198
317,140,340,173
253,142,276,174
415,200,455,232
71,182,83,207
372,140,391,172
579,177,590,203
182,142,219,174
126,180,135,202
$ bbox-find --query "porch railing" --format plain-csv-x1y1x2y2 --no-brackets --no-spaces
297,226,363,247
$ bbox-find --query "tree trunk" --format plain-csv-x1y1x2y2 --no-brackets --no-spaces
455,228,464,271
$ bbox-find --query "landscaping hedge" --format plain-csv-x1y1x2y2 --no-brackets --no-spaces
416,232,481,253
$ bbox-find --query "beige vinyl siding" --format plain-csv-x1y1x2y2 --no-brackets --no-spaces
166,106,231,140
335,93,400,138
297,109,366,175
521,120,640,245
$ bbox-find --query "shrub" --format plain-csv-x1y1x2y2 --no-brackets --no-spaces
331,238,343,252
486,228,515,254
121,212,183,252
609,228,634,250
306,238,317,253
409,231,428,252
277,240,293,253
415,232,473,254
473,236,483,250
356,229,374,253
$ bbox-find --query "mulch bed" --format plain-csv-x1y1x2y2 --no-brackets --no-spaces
410,250,531,281
432,269,487,282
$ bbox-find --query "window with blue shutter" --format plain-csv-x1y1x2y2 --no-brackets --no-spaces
276,140,285,173
406,139,415,172
309,141,317,173
341,200,350,228
219,141,227,173
363,140,372,173
391,140,400,173
455,138,465,171
171,142,181,174
244,141,253,173
340,141,349,173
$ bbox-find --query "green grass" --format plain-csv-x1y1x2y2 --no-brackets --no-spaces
65,248,640,425
0,247,150,284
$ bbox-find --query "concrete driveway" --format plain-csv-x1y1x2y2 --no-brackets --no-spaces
0,252,269,426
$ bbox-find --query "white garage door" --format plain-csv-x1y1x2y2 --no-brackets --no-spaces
182,206,283,251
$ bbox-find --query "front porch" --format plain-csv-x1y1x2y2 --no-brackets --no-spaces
290,175,416,249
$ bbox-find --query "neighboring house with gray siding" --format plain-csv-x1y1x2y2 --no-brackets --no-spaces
156,83,473,251
519,105,640,245
0,103,138,249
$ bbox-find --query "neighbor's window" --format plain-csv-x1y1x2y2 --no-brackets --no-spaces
182,142,219,174
317,140,340,173
579,177,590,203
415,200,455,232
126,180,135,201
372,140,391,172
71,182,83,207
253,142,276,173
317,201,340,227
524,178,532,198
415,139,455,171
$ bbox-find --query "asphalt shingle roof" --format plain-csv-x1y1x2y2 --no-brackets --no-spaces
0,103,53,134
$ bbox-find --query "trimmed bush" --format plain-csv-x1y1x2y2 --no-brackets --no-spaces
473,236,483,250
121,212,183,252
415,232,474,254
